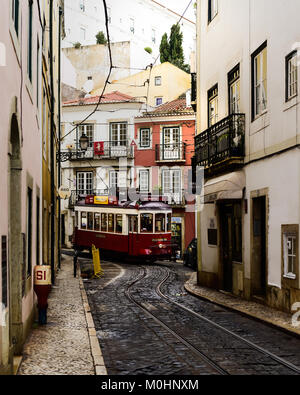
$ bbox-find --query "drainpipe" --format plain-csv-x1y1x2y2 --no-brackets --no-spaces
196,0,202,284
49,0,55,284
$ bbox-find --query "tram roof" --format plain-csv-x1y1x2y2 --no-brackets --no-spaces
75,200,172,211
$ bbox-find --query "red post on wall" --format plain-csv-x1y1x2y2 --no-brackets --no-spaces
34,266,52,325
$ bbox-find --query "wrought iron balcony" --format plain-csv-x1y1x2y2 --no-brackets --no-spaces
195,113,245,171
59,141,134,162
155,143,187,162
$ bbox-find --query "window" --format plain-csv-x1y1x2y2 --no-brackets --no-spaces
155,214,166,233
208,85,218,127
12,0,20,36
94,213,101,231
228,65,240,114
77,172,93,195
156,97,163,106
80,27,86,41
27,0,33,82
283,229,297,279
162,169,181,195
130,18,135,34
110,122,128,146
152,29,156,43
208,0,218,23
139,128,151,148
141,214,153,233
87,212,94,230
109,171,118,190
108,214,114,233
167,213,172,232
27,188,32,277
139,170,150,192
79,0,85,12
129,216,138,233
252,42,267,119
78,124,94,149
163,127,181,160
101,214,108,232
115,215,123,234
286,51,298,101
155,76,162,86
81,212,87,229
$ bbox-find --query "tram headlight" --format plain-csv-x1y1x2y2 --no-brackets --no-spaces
159,244,166,249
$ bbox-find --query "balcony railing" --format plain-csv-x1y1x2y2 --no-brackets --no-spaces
60,141,134,162
155,143,187,162
195,113,245,169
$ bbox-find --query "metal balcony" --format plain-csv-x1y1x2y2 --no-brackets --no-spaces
195,113,245,172
59,141,134,162
155,143,187,162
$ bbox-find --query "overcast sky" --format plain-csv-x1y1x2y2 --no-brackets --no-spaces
157,0,196,22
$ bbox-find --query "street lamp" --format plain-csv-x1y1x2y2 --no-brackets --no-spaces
57,131,89,162
79,133,89,152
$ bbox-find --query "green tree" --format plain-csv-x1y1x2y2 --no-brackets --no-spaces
96,31,108,45
159,25,190,73
159,33,170,63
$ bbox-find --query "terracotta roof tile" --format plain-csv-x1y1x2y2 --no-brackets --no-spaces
63,91,137,106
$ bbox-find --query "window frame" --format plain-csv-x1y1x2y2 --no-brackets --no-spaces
155,97,163,107
208,84,218,128
282,225,299,286
139,128,151,149
228,64,240,115
251,41,267,121
286,51,298,102
139,169,150,192
155,76,162,86
208,0,218,24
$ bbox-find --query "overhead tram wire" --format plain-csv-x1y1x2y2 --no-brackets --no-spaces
61,0,113,143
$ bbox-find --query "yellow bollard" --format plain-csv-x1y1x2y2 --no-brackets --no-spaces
92,245,104,279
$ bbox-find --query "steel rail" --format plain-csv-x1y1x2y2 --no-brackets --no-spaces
124,267,229,376
156,266,300,375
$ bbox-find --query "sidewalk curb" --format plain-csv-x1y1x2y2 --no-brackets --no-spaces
78,272,108,376
184,273,300,340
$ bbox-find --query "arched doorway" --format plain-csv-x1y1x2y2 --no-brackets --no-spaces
8,113,23,356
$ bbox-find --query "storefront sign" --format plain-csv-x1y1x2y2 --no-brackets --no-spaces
94,196,109,205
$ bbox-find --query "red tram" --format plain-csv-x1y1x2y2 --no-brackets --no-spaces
73,195,173,262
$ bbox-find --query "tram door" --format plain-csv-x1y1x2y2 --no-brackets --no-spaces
128,215,138,255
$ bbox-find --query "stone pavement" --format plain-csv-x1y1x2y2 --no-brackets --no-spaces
18,255,107,375
185,272,300,337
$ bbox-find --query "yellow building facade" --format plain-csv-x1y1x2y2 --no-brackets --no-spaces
94,62,191,108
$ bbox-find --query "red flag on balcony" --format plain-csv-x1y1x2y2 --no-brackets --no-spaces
94,142,105,156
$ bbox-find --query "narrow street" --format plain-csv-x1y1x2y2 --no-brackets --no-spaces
82,258,300,376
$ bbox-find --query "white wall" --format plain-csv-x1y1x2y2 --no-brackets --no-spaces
63,0,196,70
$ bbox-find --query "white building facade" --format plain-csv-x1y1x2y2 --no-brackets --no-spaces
195,0,300,313
60,92,145,247
63,0,196,70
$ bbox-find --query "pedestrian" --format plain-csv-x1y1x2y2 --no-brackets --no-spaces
73,250,79,278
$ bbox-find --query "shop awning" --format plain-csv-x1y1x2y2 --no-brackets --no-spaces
202,171,245,203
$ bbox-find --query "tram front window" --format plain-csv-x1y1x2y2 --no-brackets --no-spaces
108,214,114,233
167,213,172,232
116,215,123,234
94,213,101,231
155,214,166,233
81,212,87,230
101,213,108,232
87,212,94,230
141,214,153,233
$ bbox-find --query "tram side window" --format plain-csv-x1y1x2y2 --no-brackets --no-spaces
108,214,115,233
75,211,78,228
94,213,101,231
101,213,108,232
167,213,172,232
155,214,166,233
116,215,123,234
87,212,94,230
81,212,87,230
141,214,153,233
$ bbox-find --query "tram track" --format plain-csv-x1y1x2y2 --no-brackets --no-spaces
124,266,229,375
155,265,300,375
125,264,300,375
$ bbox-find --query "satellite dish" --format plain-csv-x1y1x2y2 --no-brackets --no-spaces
82,79,94,94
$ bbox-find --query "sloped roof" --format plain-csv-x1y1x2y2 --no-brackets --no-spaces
136,97,195,118
63,91,139,106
